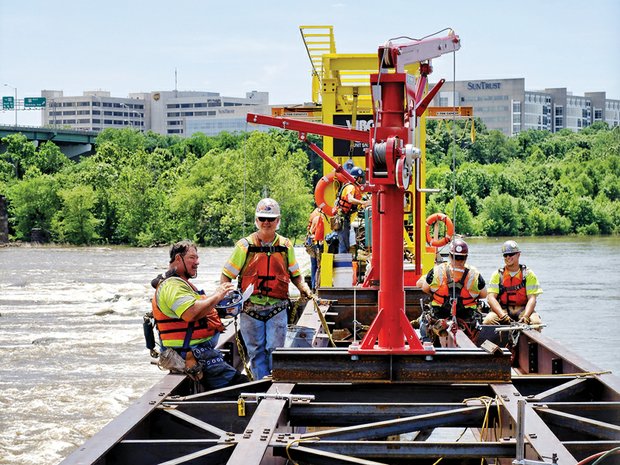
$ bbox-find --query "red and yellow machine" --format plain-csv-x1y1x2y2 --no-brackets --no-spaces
247,27,460,354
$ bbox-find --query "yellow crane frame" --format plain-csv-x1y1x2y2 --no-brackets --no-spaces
300,26,439,285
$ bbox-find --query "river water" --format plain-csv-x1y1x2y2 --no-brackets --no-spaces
0,237,618,464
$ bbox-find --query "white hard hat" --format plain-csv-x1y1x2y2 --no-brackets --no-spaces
255,198,280,218
501,240,520,255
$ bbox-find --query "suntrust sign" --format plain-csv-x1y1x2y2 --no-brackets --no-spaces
467,81,502,90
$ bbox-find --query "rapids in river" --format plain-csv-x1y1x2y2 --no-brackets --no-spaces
0,236,618,464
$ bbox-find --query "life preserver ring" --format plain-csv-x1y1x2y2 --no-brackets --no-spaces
314,171,348,217
425,213,454,247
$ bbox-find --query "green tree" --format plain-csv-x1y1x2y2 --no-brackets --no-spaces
37,141,71,174
51,185,101,244
0,134,44,179
444,195,477,236
478,191,526,236
6,171,60,240
110,161,166,245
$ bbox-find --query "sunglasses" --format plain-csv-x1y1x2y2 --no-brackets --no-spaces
257,217,276,223
503,252,518,258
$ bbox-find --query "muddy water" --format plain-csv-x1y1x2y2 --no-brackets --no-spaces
0,237,617,464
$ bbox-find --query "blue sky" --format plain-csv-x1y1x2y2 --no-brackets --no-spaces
1,0,618,127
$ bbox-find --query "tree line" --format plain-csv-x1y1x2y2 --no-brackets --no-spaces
0,121,618,246
424,120,620,236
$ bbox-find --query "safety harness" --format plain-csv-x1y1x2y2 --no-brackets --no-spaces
239,234,291,321
498,264,528,307
432,266,477,319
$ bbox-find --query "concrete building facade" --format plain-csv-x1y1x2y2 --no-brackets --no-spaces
41,89,271,136
42,81,619,138
431,78,619,136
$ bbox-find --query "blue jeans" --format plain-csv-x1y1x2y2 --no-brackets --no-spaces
190,336,246,389
310,243,323,290
337,216,351,253
310,255,318,290
240,304,288,379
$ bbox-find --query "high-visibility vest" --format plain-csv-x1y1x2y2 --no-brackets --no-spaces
239,233,290,300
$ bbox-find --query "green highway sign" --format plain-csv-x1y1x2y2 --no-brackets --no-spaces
24,97,47,108
2,96,14,110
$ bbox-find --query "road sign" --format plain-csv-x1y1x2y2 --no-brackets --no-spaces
24,97,47,108
2,96,14,110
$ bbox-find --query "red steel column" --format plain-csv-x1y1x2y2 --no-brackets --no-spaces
377,79,406,349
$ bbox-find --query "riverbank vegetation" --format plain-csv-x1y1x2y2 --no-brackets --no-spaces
0,122,618,245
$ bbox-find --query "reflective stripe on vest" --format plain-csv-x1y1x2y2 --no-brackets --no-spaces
431,264,478,310
152,277,217,348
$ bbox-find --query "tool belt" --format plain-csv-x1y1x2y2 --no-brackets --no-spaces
243,300,289,322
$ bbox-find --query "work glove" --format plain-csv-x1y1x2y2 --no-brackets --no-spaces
518,315,531,325
499,313,513,325
300,283,314,300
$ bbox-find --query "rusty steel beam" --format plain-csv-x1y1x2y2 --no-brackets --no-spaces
112,441,232,464
535,407,620,440
272,347,511,383
491,383,578,465
289,402,466,425
531,377,590,402
277,441,516,461
533,401,620,424
517,331,620,399
299,406,485,441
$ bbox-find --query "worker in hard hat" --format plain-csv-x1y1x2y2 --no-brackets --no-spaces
334,166,370,253
483,240,543,327
416,238,487,342
220,198,313,379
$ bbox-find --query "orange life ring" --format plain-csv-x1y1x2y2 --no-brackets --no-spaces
425,213,454,247
314,171,348,217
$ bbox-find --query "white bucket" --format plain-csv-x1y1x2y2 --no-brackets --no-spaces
333,253,353,287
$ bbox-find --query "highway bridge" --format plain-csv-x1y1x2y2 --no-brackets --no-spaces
0,125,98,160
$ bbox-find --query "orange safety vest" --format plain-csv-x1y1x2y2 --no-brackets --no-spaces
499,265,528,307
431,264,479,317
336,183,361,215
152,277,219,348
240,233,290,300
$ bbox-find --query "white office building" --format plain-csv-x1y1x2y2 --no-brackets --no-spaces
42,90,145,132
41,89,272,136
41,81,619,138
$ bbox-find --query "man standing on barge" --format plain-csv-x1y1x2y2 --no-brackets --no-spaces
483,240,543,327
220,198,313,379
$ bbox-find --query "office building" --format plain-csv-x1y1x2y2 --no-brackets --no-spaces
41,89,272,136
41,80,619,138
431,78,619,136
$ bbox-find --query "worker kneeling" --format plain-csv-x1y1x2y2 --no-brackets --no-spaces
416,239,487,344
